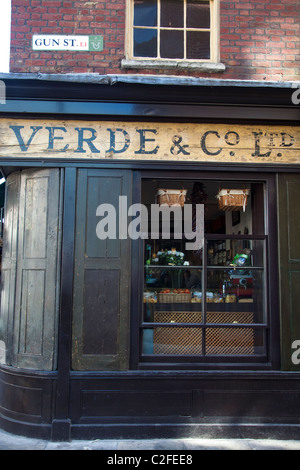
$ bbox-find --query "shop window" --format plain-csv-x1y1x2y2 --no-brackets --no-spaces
124,0,221,66
140,179,269,365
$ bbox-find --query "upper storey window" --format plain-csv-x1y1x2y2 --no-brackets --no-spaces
123,0,221,68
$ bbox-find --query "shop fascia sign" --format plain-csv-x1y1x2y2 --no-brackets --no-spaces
0,119,299,164
32,35,103,51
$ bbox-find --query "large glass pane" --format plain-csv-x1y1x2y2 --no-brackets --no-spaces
143,327,203,355
207,239,265,267
206,268,265,324
187,0,210,29
203,182,261,235
205,327,262,356
141,178,268,362
134,0,157,26
144,236,202,312
143,237,203,359
160,30,184,59
161,0,184,28
134,28,157,57
144,261,202,314
186,30,210,59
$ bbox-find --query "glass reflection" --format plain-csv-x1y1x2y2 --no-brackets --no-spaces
134,29,157,57
187,31,210,59
206,327,256,355
160,30,184,58
161,0,184,28
143,328,203,355
134,0,157,26
141,179,268,359
207,239,264,267
187,0,210,29
207,268,265,323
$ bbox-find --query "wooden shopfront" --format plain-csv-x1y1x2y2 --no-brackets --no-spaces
0,75,299,441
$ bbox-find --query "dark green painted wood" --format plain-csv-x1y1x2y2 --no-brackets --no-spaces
83,269,120,355
0,169,62,371
278,174,300,371
72,169,132,370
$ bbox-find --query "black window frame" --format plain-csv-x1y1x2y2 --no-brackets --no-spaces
130,170,280,371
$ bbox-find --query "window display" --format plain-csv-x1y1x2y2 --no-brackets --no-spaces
141,179,267,362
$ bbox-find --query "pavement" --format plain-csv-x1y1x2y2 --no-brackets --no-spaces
0,428,300,450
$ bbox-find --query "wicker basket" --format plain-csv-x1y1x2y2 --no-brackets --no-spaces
217,189,249,212
156,189,186,207
158,292,192,303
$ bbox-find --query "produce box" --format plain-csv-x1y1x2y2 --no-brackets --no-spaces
158,289,191,303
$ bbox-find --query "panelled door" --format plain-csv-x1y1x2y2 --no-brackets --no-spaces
72,169,132,370
1,169,61,371
278,173,300,371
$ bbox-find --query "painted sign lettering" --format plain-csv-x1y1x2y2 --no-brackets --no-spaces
0,119,299,164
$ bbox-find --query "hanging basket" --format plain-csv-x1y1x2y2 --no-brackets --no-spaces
217,188,249,212
156,189,187,207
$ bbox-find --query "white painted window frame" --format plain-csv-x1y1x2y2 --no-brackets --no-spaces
122,0,224,71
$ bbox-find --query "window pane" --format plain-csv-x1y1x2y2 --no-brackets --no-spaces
187,0,210,29
145,265,194,293
140,178,268,363
134,0,157,26
144,268,202,322
143,327,203,355
205,183,266,235
187,30,210,59
207,239,264,267
134,28,157,57
207,268,265,323
161,0,184,28
205,327,259,356
160,30,184,58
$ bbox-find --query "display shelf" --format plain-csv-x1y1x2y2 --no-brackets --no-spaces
152,302,254,312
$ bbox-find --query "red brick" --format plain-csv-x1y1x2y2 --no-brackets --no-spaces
9,0,300,81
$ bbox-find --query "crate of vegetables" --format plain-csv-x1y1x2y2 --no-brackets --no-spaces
158,289,192,303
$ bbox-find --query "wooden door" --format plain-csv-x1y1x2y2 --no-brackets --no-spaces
0,172,20,366
1,169,61,370
72,169,132,370
278,173,300,370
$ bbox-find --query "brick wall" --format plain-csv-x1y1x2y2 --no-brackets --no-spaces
10,0,300,81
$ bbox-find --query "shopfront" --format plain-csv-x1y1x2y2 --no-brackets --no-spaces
0,75,299,441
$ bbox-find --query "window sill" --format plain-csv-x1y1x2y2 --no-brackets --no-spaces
121,59,226,73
